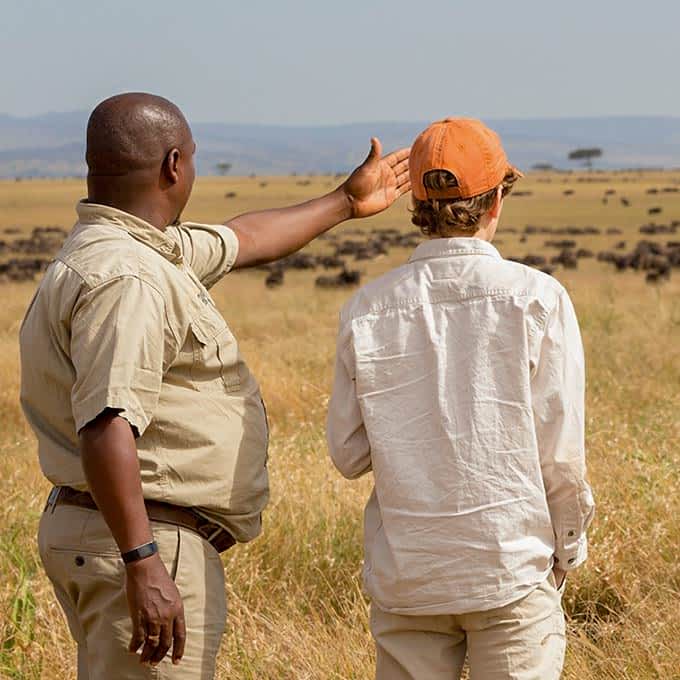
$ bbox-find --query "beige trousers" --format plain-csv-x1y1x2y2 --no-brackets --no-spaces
371,576,566,680
38,504,227,680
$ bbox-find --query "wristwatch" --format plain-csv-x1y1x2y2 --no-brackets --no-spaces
121,540,159,565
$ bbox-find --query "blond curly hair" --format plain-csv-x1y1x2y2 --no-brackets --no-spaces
411,168,521,237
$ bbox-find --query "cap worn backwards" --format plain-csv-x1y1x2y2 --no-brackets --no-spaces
409,118,522,201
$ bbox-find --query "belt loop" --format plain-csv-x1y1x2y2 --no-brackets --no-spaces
45,486,62,514
206,526,223,543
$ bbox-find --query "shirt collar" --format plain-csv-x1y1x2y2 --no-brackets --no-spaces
409,237,502,263
76,200,182,263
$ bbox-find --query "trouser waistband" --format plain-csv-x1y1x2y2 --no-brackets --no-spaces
45,486,236,554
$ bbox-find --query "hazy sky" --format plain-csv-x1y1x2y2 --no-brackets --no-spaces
2,0,679,124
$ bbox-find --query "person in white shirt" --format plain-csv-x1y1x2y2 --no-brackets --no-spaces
326,118,595,680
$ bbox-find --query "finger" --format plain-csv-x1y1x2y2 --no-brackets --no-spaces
149,623,173,666
172,614,187,665
396,169,410,187
129,620,146,654
392,157,409,177
384,146,411,166
139,622,161,665
363,137,382,166
396,180,412,198
140,637,160,665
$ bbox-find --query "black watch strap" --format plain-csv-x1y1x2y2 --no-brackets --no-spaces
121,540,158,565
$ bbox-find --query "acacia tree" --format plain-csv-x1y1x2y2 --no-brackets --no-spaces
215,162,232,176
568,148,603,169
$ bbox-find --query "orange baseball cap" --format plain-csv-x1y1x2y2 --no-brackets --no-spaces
410,117,522,201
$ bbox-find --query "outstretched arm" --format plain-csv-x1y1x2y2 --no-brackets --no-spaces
227,139,410,269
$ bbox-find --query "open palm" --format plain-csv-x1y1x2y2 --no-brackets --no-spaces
342,138,411,219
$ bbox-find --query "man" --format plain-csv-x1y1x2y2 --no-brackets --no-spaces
19,92,410,679
327,118,595,679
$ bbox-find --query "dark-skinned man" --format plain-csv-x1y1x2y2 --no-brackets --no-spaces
19,92,411,680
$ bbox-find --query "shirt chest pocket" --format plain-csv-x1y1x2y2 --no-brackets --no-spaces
188,307,241,392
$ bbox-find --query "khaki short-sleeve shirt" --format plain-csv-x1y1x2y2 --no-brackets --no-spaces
20,202,269,543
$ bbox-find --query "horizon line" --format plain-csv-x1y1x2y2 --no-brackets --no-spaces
1,111,680,128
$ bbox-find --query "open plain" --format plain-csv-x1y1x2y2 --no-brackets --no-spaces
1,170,679,679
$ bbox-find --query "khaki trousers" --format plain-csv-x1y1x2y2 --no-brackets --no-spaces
370,576,566,680
38,504,227,680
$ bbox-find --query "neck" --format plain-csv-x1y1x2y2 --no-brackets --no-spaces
433,222,496,242
472,228,494,242
87,180,171,231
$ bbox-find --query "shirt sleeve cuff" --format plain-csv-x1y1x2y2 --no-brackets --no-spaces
202,224,239,288
555,534,588,571
214,224,240,271
72,388,152,437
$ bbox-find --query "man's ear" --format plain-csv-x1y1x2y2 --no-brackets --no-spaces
488,186,503,219
162,148,181,185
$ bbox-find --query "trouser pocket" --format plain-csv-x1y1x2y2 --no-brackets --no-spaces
38,506,215,679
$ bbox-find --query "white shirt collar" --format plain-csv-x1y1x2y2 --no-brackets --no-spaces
409,237,501,263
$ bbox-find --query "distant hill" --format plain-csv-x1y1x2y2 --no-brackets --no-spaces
0,112,679,178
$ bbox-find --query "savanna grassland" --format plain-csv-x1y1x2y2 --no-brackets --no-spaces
1,170,679,679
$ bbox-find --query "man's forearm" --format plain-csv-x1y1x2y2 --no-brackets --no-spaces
227,187,352,268
80,410,153,553
226,139,411,268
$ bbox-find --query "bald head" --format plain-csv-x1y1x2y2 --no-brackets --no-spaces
85,93,197,229
86,92,192,176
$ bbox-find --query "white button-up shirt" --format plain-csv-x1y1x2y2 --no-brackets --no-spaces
327,237,595,615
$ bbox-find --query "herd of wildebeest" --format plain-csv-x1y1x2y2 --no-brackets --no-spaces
1,187,680,286
0,226,67,284
252,222,680,288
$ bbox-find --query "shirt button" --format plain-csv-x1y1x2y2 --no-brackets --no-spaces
74,555,85,567
568,530,575,537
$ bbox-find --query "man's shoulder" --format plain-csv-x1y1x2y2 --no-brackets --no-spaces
58,221,166,290
340,261,416,323
488,258,571,331
167,222,239,272
498,257,566,299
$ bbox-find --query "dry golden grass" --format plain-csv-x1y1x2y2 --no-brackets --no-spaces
1,171,679,679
